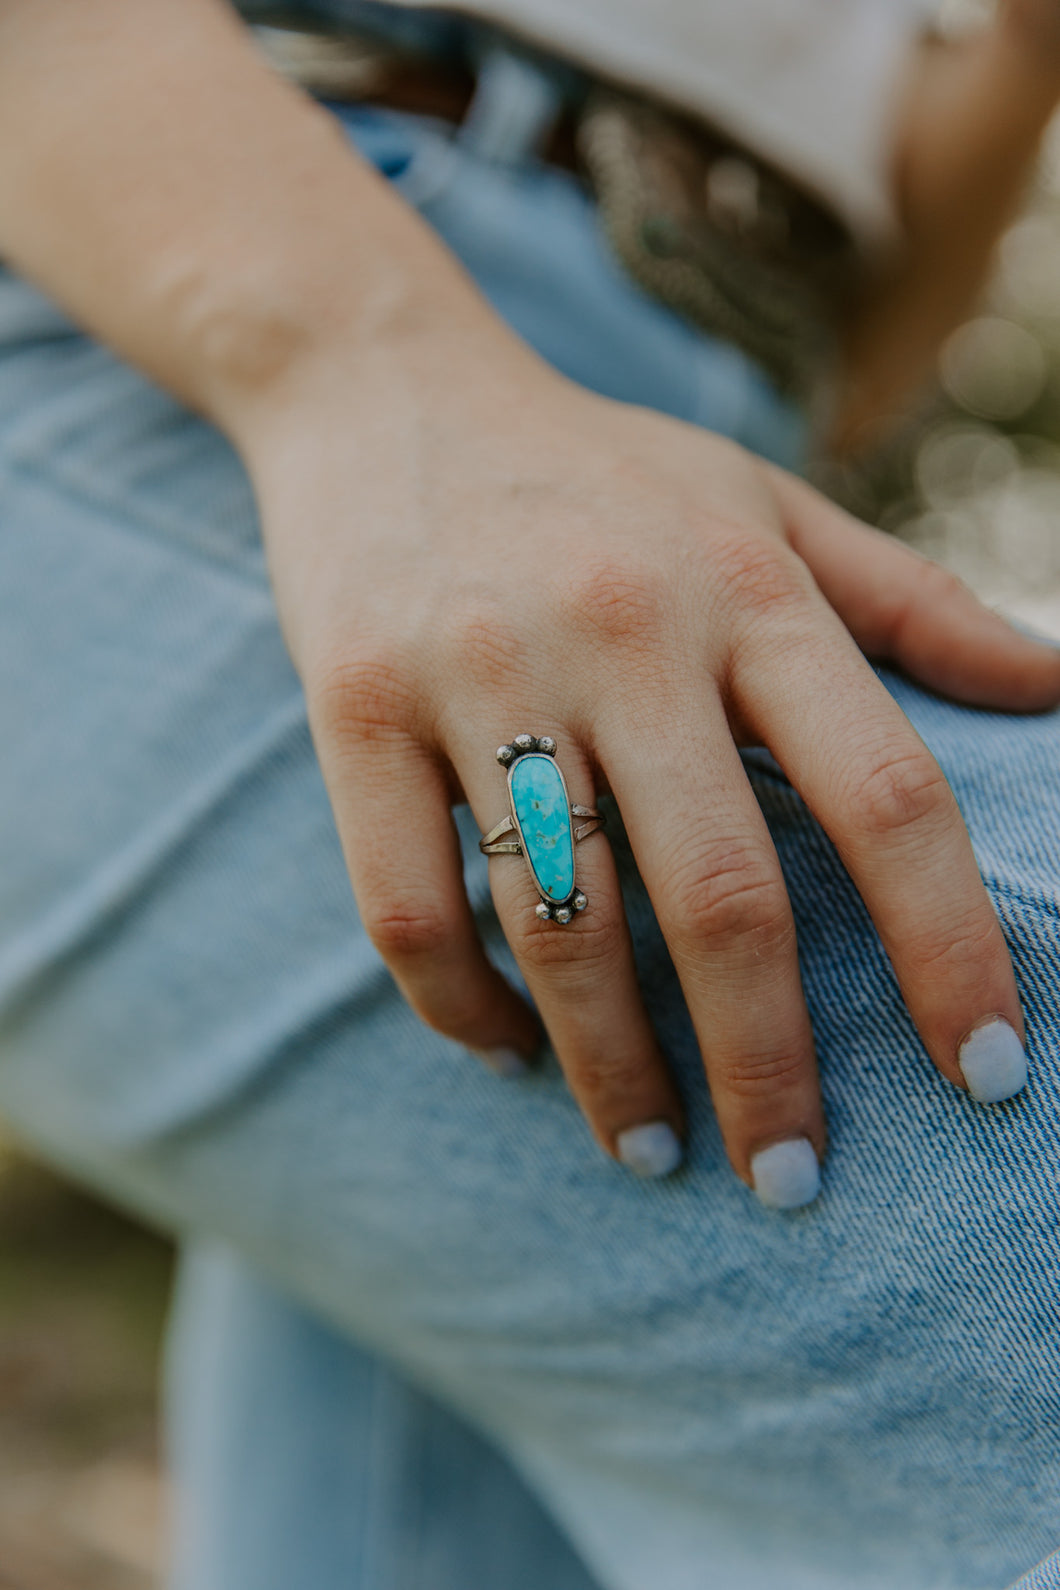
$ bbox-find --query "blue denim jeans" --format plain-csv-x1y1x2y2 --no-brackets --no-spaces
0,101,1059,1590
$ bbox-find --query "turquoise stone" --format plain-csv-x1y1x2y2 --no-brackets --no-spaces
509,754,575,903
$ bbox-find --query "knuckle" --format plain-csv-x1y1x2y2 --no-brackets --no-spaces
310,647,418,746
714,1045,809,1099
852,749,955,843
445,603,526,692
915,559,971,611
713,533,810,625
904,908,1003,982
665,841,792,953
571,1049,654,1103
510,905,618,981
364,902,452,963
414,986,493,1044
566,555,667,654
881,559,972,650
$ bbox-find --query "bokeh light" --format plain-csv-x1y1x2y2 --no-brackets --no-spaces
836,105,1060,640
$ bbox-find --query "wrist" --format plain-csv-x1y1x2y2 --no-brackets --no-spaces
220,258,547,504
223,280,528,470
162,120,526,463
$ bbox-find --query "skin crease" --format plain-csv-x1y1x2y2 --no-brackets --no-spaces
1,0,1060,1190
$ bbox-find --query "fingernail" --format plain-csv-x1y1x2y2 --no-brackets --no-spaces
616,1122,683,1179
750,1138,820,1210
470,1046,533,1079
958,1018,1028,1103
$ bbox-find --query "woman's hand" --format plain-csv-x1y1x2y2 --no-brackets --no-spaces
240,327,1060,1204
5,0,1056,1206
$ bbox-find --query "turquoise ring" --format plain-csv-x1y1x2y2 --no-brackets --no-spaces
478,735,605,924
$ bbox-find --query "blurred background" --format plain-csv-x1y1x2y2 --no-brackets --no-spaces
6,8,1060,1586
816,97,1060,645
0,1141,170,1589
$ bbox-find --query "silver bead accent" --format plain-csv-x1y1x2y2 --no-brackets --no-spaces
573,891,588,912
513,733,536,755
537,735,557,757
554,906,573,924
535,901,552,921
496,745,515,766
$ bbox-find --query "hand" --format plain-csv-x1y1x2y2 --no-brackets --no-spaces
0,0,1049,1205
244,331,1060,1204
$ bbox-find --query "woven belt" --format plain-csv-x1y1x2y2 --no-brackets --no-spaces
577,91,854,406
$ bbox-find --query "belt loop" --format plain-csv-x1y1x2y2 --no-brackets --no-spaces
458,47,563,167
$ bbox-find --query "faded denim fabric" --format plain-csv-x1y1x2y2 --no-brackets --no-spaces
0,102,1057,1589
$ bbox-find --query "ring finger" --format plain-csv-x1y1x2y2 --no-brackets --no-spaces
460,727,686,1179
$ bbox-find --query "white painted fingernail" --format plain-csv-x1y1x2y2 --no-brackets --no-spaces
470,1046,532,1079
958,1018,1028,1103
616,1122,683,1179
751,1138,820,1210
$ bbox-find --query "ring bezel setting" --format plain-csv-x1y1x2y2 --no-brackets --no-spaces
479,735,604,924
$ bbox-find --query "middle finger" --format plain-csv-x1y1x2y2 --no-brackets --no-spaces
599,690,826,1206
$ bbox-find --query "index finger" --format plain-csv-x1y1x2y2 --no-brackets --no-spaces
768,466,1060,713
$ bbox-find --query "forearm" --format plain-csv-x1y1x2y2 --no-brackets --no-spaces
0,0,508,445
837,8,1060,450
